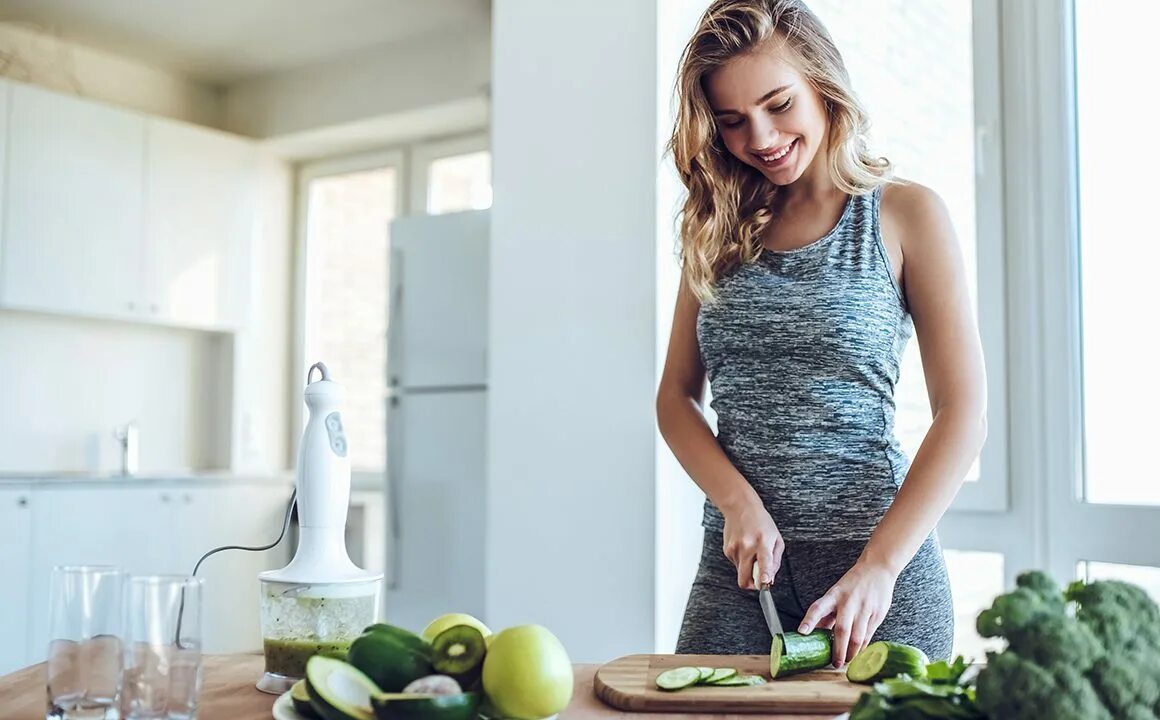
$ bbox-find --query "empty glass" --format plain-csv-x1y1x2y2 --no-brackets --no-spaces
119,576,204,720
46,565,127,720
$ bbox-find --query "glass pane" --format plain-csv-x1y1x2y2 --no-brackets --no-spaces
1075,1,1160,506
943,549,1005,662
427,151,492,214
807,0,980,481
1081,561,1160,604
304,167,398,472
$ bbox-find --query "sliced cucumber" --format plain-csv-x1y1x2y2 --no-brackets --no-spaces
770,630,833,678
845,641,929,684
704,668,738,684
655,666,703,691
305,655,380,720
696,666,715,682
710,674,766,686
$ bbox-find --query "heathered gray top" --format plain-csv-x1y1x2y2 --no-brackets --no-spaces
696,186,913,541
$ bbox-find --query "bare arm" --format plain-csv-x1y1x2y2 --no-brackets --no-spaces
798,182,988,667
656,273,781,589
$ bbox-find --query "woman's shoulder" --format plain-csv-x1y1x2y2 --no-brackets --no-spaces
878,178,955,254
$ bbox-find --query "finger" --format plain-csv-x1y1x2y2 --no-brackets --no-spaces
769,536,785,581
755,539,777,587
832,601,859,668
798,593,836,635
738,552,757,590
848,612,871,665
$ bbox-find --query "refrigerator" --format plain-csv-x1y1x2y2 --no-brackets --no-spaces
384,209,488,632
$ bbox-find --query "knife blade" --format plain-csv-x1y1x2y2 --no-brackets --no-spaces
752,563,784,636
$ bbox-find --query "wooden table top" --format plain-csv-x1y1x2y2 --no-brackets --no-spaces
0,654,838,719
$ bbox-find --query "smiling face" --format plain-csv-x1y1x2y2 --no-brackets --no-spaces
704,45,830,187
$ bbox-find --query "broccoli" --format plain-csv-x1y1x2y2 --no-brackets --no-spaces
974,570,1160,720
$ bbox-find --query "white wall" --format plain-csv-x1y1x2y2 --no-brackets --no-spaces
0,21,223,128
489,0,709,663
223,21,490,140
0,310,231,473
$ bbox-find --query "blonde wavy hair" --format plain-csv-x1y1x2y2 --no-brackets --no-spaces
669,0,893,301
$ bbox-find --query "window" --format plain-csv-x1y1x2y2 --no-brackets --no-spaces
299,152,403,473
1080,561,1160,604
943,549,1005,661
407,133,491,215
807,0,1006,509
1074,0,1160,507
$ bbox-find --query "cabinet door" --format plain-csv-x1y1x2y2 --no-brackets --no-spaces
171,484,293,653
3,83,146,318
28,486,170,660
0,487,33,675
145,119,255,330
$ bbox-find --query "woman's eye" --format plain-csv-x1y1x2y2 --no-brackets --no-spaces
720,118,744,129
769,99,793,114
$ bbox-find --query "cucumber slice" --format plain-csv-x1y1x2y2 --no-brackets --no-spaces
770,630,833,678
655,666,703,691
845,641,929,684
305,655,380,720
710,674,766,686
696,666,714,682
704,668,738,684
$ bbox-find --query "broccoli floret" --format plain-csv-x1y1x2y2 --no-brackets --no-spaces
974,571,1160,720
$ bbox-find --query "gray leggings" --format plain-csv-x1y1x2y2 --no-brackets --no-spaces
675,527,955,660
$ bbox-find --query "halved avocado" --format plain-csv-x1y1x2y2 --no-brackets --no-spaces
291,679,322,719
371,692,481,720
305,655,381,720
430,625,486,687
348,629,434,693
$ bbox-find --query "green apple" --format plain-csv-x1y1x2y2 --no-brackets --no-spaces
421,613,492,643
482,625,572,719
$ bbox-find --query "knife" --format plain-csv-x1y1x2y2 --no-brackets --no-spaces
753,563,784,636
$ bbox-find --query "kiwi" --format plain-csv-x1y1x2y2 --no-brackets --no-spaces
430,625,487,687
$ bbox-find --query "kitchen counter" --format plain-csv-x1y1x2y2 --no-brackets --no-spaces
0,470,294,486
0,654,837,719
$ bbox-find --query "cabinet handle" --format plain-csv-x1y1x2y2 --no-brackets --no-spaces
161,493,171,503
183,493,192,504
17,496,28,508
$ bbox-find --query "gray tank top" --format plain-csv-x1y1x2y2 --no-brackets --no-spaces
696,186,912,541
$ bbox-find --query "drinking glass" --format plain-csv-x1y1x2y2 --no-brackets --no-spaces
119,576,204,720
46,565,126,720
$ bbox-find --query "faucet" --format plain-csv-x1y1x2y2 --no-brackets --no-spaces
113,421,139,476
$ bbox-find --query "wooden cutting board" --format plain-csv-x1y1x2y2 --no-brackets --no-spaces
594,654,866,714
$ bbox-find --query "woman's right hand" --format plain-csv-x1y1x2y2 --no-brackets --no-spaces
722,499,784,591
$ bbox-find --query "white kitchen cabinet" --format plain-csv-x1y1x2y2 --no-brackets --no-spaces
145,119,256,331
2,83,147,319
24,482,293,664
0,487,33,675
170,485,291,653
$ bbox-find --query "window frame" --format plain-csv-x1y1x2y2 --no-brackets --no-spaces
406,132,491,215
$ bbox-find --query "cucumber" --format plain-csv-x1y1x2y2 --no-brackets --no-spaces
655,666,703,691
770,630,833,678
696,666,714,682
709,674,766,686
845,641,929,684
704,667,738,684
305,655,380,720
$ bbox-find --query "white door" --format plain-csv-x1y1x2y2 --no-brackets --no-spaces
27,486,170,659
0,486,33,674
170,484,292,653
2,83,146,319
384,390,487,630
388,211,489,390
145,119,256,330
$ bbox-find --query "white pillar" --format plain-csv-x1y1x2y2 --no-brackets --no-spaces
488,0,710,663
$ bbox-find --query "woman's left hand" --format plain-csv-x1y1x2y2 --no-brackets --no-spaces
797,561,898,669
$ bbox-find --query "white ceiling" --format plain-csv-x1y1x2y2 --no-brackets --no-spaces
0,0,490,84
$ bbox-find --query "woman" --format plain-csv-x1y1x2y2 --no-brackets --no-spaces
656,0,987,668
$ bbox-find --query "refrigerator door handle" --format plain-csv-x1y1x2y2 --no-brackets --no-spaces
386,393,402,590
387,248,404,390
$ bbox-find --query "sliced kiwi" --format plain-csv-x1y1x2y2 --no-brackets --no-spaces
430,625,487,686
